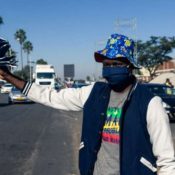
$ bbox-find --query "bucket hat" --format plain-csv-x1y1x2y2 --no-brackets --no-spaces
94,33,141,68
0,38,17,67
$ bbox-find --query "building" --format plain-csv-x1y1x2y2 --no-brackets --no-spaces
150,72,175,87
138,59,175,82
156,60,175,74
137,67,151,82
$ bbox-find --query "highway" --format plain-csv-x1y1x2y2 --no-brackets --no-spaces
0,94,82,175
0,93,175,175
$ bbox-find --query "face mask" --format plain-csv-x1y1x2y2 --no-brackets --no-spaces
102,66,133,91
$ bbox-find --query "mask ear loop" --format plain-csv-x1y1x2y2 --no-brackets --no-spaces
126,64,133,76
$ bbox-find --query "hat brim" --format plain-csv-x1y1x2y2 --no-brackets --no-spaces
94,52,141,69
94,52,111,62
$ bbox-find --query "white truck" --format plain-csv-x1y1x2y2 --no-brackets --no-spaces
34,64,56,89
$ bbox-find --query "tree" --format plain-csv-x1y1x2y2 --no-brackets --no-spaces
14,29,27,70
23,41,33,82
6,48,17,72
13,65,30,81
23,41,33,65
36,58,48,65
0,16,3,26
6,48,16,58
137,36,175,79
86,76,91,81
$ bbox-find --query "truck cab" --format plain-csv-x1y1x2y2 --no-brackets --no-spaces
34,64,56,89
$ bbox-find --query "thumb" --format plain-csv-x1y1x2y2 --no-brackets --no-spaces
0,74,4,80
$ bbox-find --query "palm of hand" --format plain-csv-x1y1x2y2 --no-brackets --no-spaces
0,69,5,79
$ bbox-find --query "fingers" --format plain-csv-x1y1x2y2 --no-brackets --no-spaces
0,68,6,77
0,68,3,74
0,74,4,80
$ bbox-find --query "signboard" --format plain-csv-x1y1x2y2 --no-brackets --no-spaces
64,64,75,78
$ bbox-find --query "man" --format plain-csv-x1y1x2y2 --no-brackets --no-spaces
0,34,175,175
165,78,174,88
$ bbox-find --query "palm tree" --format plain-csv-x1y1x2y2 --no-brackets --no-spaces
0,16,4,32
0,16,3,26
23,41,33,82
23,41,33,65
14,29,27,70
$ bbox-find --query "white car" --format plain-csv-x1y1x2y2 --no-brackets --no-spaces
8,87,32,104
0,83,13,93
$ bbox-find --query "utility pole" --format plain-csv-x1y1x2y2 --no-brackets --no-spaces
28,60,35,82
94,18,138,80
115,17,139,75
115,17,138,58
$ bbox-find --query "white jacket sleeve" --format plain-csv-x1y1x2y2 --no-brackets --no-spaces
22,82,94,111
147,96,175,175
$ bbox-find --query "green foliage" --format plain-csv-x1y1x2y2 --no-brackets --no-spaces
6,48,16,58
36,58,48,65
0,16,3,25
23,41,33,64
137,36,175,79
86,76,91,81
14,29,27,44
14,29,27,70
23,41,33,55
13,65,30,81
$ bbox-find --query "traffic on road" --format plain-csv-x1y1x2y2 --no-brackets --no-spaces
0,82,175,175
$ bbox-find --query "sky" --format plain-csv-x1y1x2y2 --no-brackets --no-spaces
1,0,175,79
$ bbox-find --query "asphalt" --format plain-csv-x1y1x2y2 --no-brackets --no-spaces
0,94,82,175
0,93,175,175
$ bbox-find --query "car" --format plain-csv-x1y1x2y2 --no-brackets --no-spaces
0,80,5,88
71,80,89,88
144,83,175,122
54,82,64,91
72,82,88,88
8,87,32,104
0,83,13,93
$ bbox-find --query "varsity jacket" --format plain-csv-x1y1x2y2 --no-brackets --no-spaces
22,81,175,175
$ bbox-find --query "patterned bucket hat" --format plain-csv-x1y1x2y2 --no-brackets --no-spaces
94,33,141,68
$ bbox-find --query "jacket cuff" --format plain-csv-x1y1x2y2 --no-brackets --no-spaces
21,82,33,96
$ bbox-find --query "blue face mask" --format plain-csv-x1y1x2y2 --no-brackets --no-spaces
102,66,133,91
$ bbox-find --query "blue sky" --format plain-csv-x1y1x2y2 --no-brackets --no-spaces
1,0,175,79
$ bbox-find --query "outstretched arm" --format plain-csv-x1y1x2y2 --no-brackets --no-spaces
0,38,94,111
0,68,94,111
0,68,26,90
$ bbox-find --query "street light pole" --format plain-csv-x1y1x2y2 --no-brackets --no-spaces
20,43,23,71
28,60,35,82
29,57,31,82
16,38,23,71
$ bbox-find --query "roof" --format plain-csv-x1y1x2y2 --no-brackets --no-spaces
143,83,168,87
150,72,175,86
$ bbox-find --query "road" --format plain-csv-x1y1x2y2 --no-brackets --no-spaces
0,94,82,175
0,93,175,175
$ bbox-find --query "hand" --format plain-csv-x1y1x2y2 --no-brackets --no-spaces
0,68,5,79
0,75,4,80
0,67,25,90
0,67,9,80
